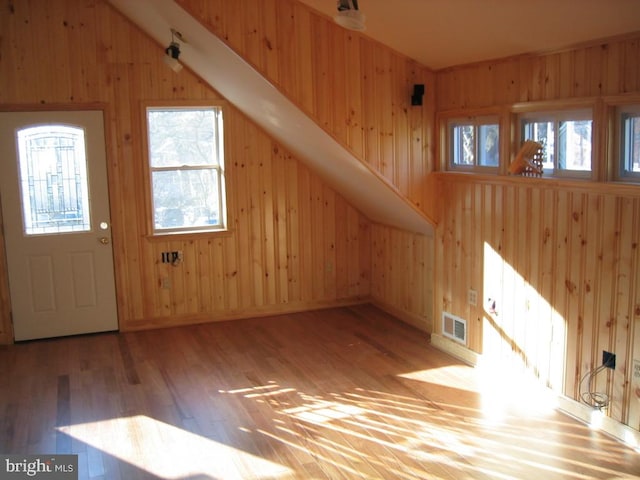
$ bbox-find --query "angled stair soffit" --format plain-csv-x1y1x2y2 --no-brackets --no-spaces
108,0,434,236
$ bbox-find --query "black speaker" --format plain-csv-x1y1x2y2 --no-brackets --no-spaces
411,84,425,106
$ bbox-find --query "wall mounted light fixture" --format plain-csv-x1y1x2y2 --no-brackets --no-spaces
411,84,425,106
335,0,365,31
163,28,185,73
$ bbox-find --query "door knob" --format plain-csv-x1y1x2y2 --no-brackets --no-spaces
98,237,110,245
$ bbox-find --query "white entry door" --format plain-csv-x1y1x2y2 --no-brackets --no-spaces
0,111,118,341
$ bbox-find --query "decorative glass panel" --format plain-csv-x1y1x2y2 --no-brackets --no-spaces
16,125,91,235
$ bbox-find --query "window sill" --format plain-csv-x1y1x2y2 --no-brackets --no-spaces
145,228,234,242
432,171,640,196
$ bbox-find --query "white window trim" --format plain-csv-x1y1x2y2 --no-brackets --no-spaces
144,104,227,236
616,104,640,182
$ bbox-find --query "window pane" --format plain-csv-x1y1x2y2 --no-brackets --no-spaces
523,121,554,170
478,124,499,166
558,120,591,171
452,125,475,165
148,108,219,167
152,169,220,230
623,114,640,173
16,125,91,235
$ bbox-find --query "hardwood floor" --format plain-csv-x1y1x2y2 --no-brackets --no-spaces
1,305,639,479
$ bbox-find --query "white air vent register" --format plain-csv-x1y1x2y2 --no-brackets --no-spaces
442,312,467,345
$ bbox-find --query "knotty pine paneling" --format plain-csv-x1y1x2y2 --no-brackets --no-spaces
371,224,434,332
175,0,437,331
176,0,437,216
0,0,370,337
435,33,640,431
435,175,640,428
436,33,640,111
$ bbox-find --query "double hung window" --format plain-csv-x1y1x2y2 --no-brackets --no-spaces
146,105,226,234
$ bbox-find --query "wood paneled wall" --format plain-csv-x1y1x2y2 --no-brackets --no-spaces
437,34,640,110
370,224,434,331
177,0,436,214
434,34,640,430
0,0,372,335
175,0,437,329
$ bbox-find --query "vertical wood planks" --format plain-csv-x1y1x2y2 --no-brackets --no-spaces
370,224,433,331
0,0,372,338
176,0,435,210
437,34,640,111
611,198,636,422
436,175,640,431
171,0,437,330
435,30,640,432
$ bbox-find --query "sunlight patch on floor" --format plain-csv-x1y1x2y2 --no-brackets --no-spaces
57,415,292,480
398,364,478,393
283,400,365,424
400,362,558,425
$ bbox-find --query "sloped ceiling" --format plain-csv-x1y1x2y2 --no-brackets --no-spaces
108,0,435,236
300,0,640,70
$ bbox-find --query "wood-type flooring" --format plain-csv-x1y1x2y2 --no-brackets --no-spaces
1,305,639,479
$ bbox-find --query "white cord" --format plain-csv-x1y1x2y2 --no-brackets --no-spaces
579,364,610,409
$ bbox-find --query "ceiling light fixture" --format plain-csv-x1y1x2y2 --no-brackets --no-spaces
163,28,185,73
334,0,365,31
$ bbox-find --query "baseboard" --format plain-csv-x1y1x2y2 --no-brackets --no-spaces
122,297,369,331
429,333,640,450
557,395,640,450
370,299,431,333
430,333,480,366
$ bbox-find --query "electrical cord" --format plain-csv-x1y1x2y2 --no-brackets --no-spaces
579,363,610,409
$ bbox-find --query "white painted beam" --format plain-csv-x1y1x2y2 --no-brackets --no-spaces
109,0,434,236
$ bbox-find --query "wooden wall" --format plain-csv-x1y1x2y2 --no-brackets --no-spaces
436,35,640,110
434,34,640,430
176,0,438,330
371,224,434,331
177,0,436,213
0,0,372,336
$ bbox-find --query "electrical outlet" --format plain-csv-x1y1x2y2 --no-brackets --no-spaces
161,251,183,265
603,350,616,369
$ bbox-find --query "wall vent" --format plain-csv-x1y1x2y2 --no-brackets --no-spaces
442,312,467,344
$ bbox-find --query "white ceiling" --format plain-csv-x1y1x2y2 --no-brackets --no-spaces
298,0,640,70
